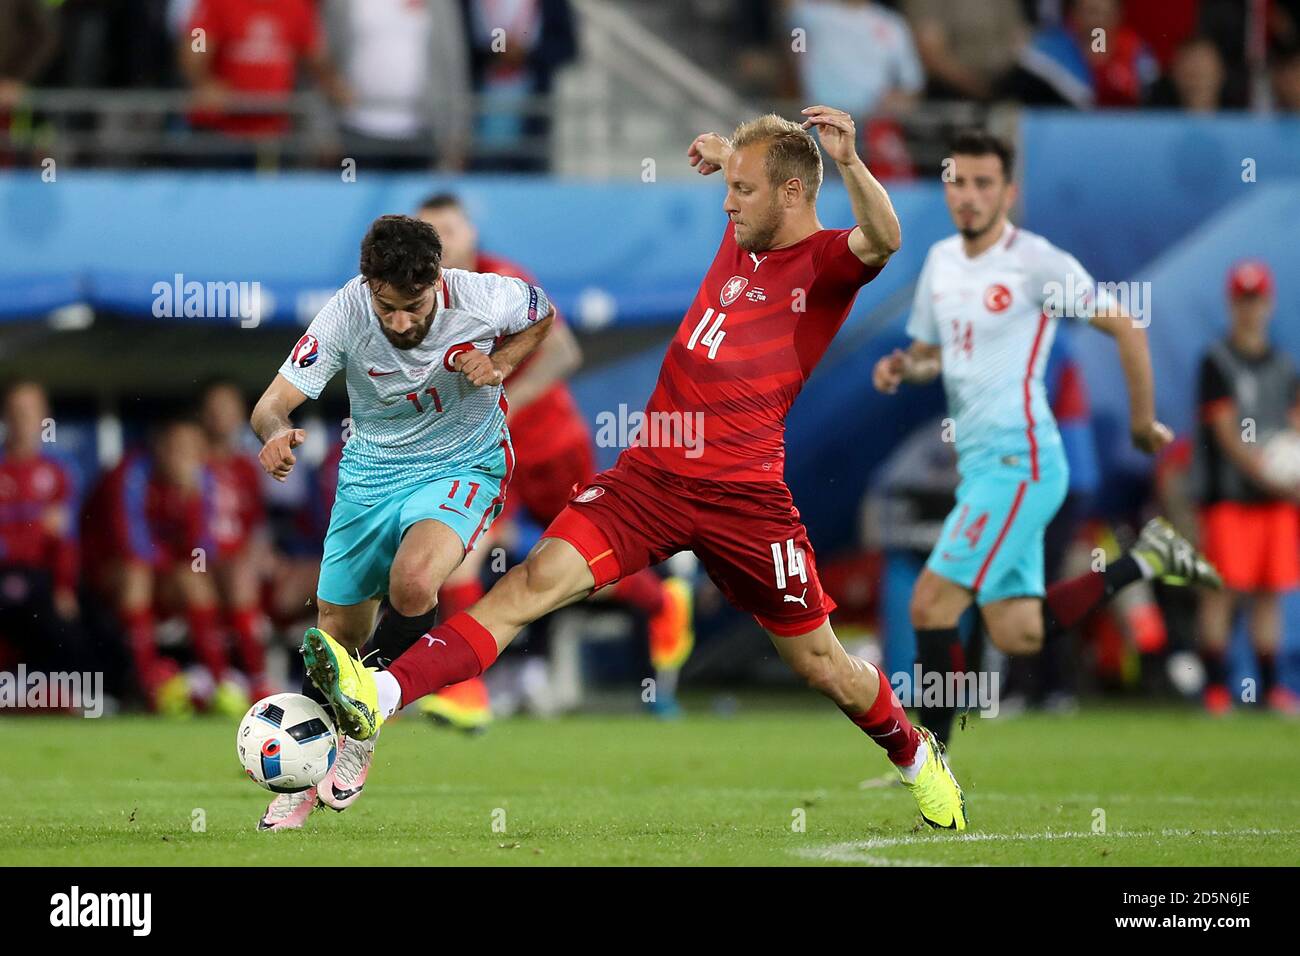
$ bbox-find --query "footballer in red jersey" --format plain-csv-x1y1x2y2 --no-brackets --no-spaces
405,194,694,729
0,381,84,674
307,109,967,831
82,418,243,715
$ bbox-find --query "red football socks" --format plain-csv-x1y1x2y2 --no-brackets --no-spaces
186,604,229,679
228,605,266,676
848,666,920,767
386,611,500,705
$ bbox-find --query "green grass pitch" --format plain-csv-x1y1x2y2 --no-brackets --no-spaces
1,701,1297,866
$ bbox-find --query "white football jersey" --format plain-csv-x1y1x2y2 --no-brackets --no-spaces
906,224,1105,471
279,269,549,505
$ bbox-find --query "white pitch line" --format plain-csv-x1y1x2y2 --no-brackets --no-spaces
952,791,1300,806
793,827,1300,866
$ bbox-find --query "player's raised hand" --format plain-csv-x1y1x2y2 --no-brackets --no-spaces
259,428,306,482
873,349,908,394
688,133,731,175
1131,420,1174,455
800,106,859,166
456,348,505,387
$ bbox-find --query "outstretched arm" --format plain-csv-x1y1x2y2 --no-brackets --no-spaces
873,341,942,393
801,105,902,267
251,374,310,481
1088,309,1172,454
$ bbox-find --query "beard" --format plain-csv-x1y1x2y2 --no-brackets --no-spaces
733,200,782,252
379,303,437,350
957,208,1001,242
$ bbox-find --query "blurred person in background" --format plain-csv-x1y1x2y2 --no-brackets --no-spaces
200,380,274,700
785,0,922,117
785,0,922,179
324,0,472,171
903,0,1027,102
257,426,327,649
179,0,351,148
1146,34,1234,111
1015,0,1157,108
82,417,244,716
1120,0,1200,74
1192,260,1300,715
460,0,577,172
730,0,796,99
0,382,85,679
0,0,56,109
0,0,58,164
414,193,695,728
1269,42,1300,111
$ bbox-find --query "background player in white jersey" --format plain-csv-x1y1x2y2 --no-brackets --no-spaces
874,130,1219,747
249,215,554,829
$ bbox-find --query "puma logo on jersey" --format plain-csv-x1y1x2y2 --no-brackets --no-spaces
749,252,767,272
784,588,808,608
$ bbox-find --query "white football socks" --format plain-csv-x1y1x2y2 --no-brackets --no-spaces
899,738,929,783
374,671,403,719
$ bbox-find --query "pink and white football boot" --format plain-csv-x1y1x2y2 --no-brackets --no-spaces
317,732,377,811
257,788,318,831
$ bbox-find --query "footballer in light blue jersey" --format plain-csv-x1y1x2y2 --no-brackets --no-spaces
254,215,553,613
248,216,554,829
874,130,1216,749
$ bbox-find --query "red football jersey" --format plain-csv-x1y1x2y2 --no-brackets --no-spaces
476,252,590,463
82,455,213,572
187,0,322,136
626,223,881,481
208,451,266,557
0,452,77,588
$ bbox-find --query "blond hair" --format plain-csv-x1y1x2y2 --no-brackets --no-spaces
731,114,823,203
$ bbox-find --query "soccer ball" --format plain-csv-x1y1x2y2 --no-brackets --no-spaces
237,693,338,793
1260,430,1300,490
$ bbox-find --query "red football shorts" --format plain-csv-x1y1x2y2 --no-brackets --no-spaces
541,453,836,636
1199,500,1300,592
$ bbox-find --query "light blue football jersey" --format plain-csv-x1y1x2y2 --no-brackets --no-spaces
279,269,549,505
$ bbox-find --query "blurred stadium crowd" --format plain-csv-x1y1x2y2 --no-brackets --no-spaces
3,0,1300,171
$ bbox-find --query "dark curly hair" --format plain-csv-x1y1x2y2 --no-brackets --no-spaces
359,214,443,292
949,128,1015,180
